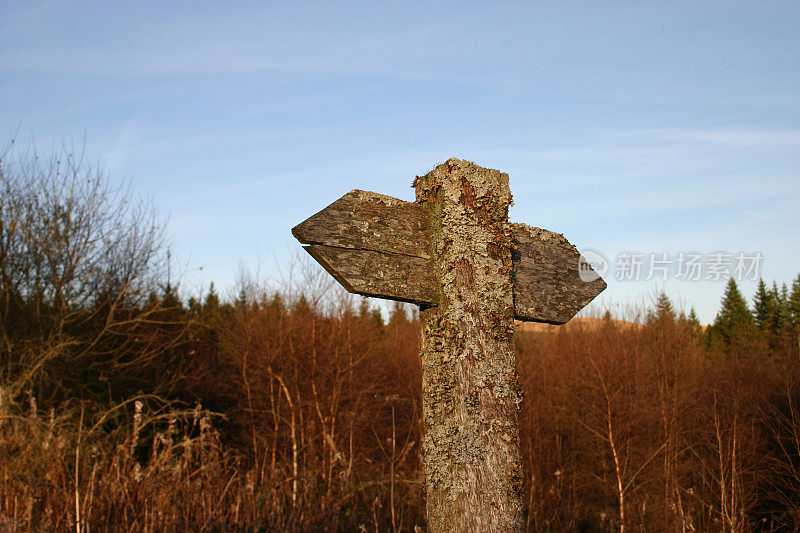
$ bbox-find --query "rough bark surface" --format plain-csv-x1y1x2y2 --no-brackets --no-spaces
414,158,524,532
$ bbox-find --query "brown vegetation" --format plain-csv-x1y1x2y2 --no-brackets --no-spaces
3,287,800,531
3,143,800,531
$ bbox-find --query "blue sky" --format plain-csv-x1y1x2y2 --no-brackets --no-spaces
2,1,798,323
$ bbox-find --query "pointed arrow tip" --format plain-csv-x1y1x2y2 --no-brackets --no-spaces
291,221,307,243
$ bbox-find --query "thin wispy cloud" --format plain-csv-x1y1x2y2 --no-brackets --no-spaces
631,128,800,148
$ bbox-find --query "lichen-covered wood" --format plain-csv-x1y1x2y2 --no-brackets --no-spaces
293,190,605,323
292,189,430,258
303,244,435,305
512,223,608,324
414,158,524,532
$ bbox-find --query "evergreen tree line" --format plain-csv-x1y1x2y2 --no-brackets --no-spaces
709,276,800,354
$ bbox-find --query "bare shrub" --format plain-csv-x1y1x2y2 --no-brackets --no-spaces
0,140,180,404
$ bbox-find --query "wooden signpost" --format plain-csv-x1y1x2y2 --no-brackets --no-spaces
292,158,605,532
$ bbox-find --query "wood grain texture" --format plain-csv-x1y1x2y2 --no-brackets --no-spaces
292,189,606,323
303,245,436,305
292,189,429,258
511,223,607,324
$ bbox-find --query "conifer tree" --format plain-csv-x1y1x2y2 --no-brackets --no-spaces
780,283,790,321
370,307,384,327
357,298,370,319
160,283,184,314
649,291,676,324
710,278,754,345
293,294,313,319
235,285,249,310
686,307,703,336
204,283,220,313
357,298,383,329
752,278,771,329
188,296,202,315
749,281,795,353
675,305,703,337
762,282,790,349
388,301,409,328
687,307,701,328
775,282,794,350
790,274,800,329
266,291,284,318
764,282,779,336
789,274,800,352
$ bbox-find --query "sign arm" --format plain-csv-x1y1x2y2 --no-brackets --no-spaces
302,245,437,306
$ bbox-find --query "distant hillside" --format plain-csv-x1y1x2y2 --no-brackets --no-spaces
515,316,643,334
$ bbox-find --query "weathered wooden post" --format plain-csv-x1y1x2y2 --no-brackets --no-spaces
292,158,606,532
413,160,523,531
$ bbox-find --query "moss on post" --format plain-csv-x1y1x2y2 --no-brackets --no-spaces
413,158,524,532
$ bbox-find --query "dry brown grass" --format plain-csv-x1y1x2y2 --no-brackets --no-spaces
2,298,800,531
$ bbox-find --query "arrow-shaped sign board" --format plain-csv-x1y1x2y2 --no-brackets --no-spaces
292,189,605,324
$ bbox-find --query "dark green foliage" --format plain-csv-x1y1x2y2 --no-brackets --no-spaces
791,275,800,310
707,276,800,356
709,278,755,348
753,278,771,329
762,282,793,352
790,274,800,329
766,282,785,332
